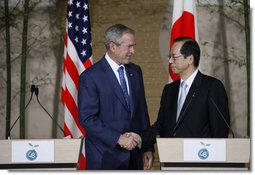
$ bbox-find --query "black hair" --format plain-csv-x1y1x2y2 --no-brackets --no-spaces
174,37,200,67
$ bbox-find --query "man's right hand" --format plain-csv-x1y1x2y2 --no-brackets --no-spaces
127,132,141,145
118,132,141,151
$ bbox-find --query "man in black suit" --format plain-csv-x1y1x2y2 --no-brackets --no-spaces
140,37,230,154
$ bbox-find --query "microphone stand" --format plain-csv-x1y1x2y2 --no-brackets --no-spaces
209,97,235,138
8,85,36,139
34,86,65,135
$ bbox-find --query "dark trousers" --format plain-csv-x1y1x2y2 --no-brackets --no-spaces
128,150,143,170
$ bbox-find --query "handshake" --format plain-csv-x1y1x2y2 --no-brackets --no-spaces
117,132,141,151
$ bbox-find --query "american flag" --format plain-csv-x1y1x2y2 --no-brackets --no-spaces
169,0,198,81
61,0,93,170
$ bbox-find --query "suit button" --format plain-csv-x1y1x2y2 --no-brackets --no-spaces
173,133,176,137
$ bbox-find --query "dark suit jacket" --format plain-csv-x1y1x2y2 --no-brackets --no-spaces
78,57,152,170
141,71,230,150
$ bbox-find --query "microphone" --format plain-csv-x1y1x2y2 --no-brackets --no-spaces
9,85,35,138
31,84,36,93
34,86,65,135
209,97,235,138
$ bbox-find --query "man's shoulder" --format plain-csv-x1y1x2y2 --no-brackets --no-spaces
125,63,142,76
80,57,105,76
199,72,225,88
164,79,180,91
200,72,222,83
126,62,141,70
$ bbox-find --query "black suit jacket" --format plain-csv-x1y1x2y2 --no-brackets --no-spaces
141,71,230,150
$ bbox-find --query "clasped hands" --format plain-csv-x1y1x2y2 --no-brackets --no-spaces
117,132,141,151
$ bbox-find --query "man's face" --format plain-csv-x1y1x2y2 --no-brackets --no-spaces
168,41,191,76
111,33,136,65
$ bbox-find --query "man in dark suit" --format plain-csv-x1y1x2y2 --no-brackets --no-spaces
78,24,153,170
141,37,230,152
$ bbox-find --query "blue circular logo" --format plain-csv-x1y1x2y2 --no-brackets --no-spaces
198,148,209,160
26,149,38,161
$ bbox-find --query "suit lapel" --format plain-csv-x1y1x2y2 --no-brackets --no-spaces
101,58,130,111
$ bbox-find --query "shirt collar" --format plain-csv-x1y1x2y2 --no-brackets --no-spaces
105,53,124,72
180,69,198,88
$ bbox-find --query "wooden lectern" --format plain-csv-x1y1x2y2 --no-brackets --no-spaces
157,138,250,170
0,139,81,170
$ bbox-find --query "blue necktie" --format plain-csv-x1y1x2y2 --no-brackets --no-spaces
118,66,130,109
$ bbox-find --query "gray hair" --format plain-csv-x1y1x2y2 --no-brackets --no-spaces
103,24,135,49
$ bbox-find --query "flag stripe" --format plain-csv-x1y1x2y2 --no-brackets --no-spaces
64,122,72,137
64,70,79,106
79,151,86,169
66,37,86,74
64,88,84,134
65,53,80,89
64,106,84,138
84,57,93,68
62,0,93,169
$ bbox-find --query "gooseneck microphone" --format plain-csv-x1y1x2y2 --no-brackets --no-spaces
209,97,235,138
34,86,65,135
9,85,36,137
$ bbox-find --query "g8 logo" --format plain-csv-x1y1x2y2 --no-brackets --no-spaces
26,143,39,161
26,149,38,161
198,148,209,160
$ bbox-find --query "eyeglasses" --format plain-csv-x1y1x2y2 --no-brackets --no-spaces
167,54,183,61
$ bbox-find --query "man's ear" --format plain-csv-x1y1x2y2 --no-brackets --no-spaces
109,42,116,52
188,55,194,65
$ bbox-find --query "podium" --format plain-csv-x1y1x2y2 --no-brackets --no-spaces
157,138,250,170
0,139,81,170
